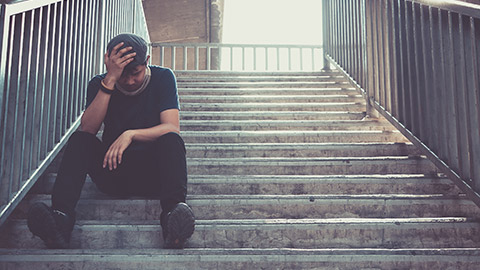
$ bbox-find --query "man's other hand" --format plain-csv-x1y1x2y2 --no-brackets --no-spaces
103,130,135,171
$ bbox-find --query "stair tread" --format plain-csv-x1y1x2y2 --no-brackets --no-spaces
2,247,480,256
8,217,479,226
28,193,468,200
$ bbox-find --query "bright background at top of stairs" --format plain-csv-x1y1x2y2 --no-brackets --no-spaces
221,0,323,71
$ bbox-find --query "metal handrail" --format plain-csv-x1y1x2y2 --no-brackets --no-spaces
150,42,324,71
0,0,150,226
323,0,480,206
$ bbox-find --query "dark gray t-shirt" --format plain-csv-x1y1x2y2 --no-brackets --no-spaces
86,66,179,146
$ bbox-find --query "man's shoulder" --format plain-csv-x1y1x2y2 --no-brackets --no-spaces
88,73,106,86
149,65,175,78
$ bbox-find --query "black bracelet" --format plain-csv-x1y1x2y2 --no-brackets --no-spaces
100,80,115,94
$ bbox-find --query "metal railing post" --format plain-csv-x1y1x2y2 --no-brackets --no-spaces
322,0,331,70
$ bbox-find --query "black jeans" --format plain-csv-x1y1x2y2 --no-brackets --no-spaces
51,130,187,219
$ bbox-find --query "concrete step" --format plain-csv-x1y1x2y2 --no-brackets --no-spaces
180,102,366,112
174,70,343,77
185,143,418,157
181,131,408,144
4,248,479,270
179,94,364,103
176,75,348,82
180,111,367,121
15,194,479,221
178,87,358,96
180,119,395,131
177,81,351,88
3,218,480,249
32,174,459,197
186,156,438,175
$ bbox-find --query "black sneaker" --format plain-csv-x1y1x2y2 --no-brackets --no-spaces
27,202,75,249
163,203,195,249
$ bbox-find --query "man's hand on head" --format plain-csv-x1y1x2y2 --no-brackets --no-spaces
103,130,135,171
103,42,136,87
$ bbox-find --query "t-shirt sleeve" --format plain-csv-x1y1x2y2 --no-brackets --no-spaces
158,68,180,112
85,75,103,109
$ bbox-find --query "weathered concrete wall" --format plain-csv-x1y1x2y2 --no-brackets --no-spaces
142,0,224,69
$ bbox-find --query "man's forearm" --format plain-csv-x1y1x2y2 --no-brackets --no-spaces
127,123,180,142
80,90,111,134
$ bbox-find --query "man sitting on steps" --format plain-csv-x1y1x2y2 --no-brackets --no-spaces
27,33,195,249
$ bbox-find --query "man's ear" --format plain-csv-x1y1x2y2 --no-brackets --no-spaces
145,55,150,65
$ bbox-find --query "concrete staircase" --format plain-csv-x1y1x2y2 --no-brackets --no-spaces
1,70,480,269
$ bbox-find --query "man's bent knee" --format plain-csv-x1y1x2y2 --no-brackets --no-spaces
68,130,98,145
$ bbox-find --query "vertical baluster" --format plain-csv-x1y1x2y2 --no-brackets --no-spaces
469,17,480,189
371,3,380,106
71,0,82,128
18,10,34,182
195,46,199,70
311,47,315,71
183,46,187,70
365,0,375,116
420,4,435,151
377,1,386,109
352,0,358,81
299,48,303,71
429,7,445,160
288,47,292,71
265,47,268,71
26,8,41,177
35,5,50,166
441,11,460,171
389,0,399,118
0,14,15,203
253,47,257,71
241,46,245,71
346,0,352,76
452,13,471,181
53,0,67,145
404,1,416,132
383,1,392,112
412,3,426,140
172,46,176,70
207,45,212,70
230,46,233,71
9,12,26,199
160,46,164,67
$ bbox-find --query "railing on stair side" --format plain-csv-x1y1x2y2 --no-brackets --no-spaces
322,0,480,206
150,42,324,71
0,0,151,226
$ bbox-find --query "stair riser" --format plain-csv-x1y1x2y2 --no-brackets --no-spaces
15,198,479,221
175,71,343,77
177,76,348,82
181,122,393,131
181,103,365,112
179,96,364,103
177,83,351,89
179,89,359,96
33,175,459,197
182,133,408,144
188,179,459,196
2,259,479,270
187,160,437,175
3,223,480,249
180,112,366,121
185,144,418,158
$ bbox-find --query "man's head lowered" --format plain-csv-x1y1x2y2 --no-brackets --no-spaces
107,33,148,70
107,33,151,93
